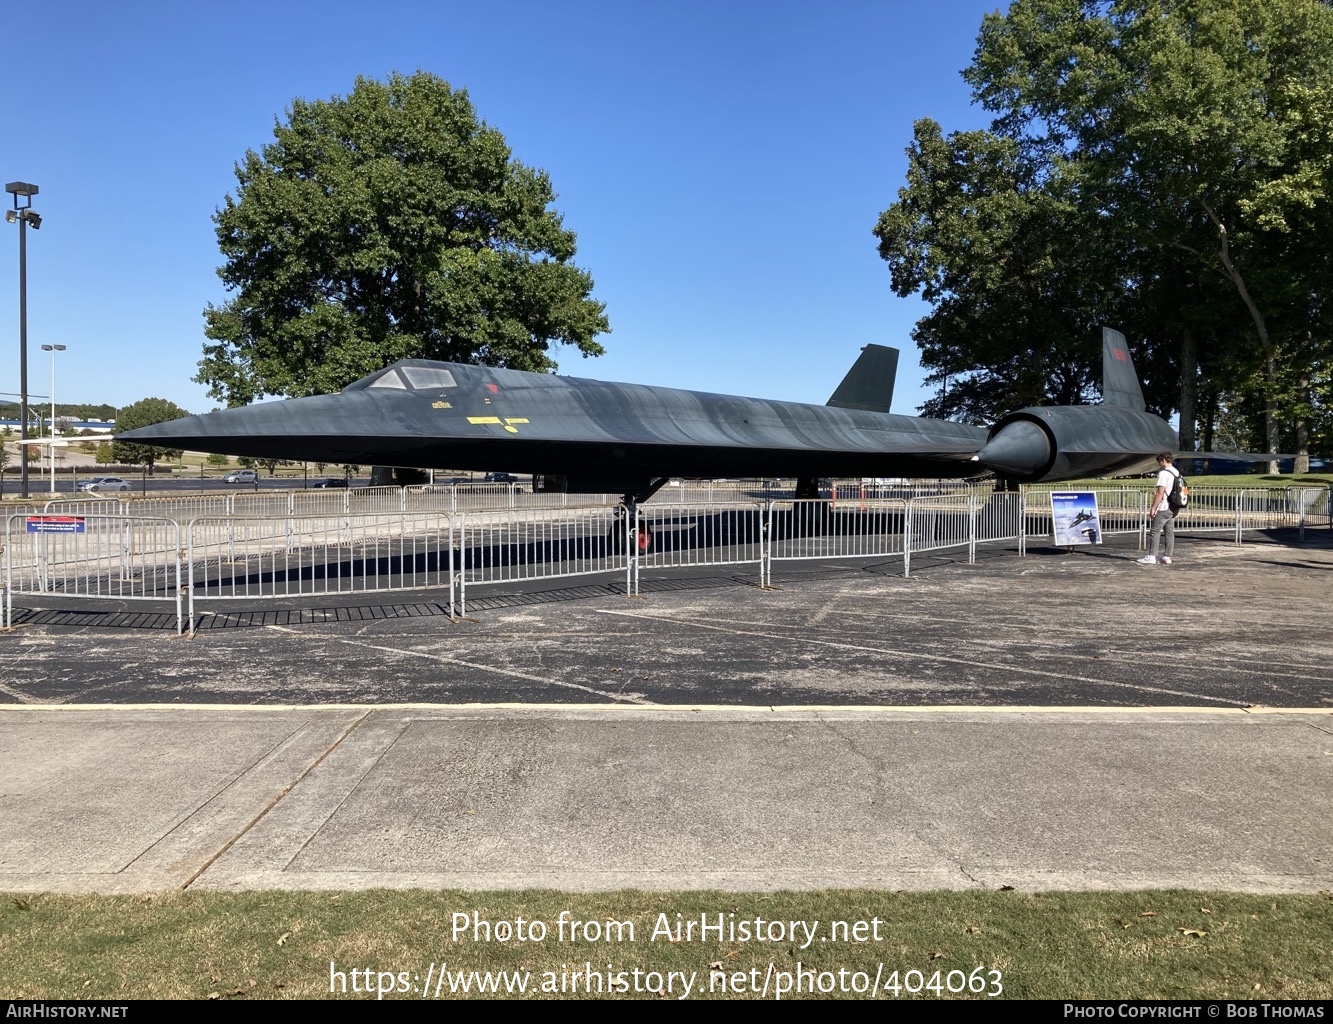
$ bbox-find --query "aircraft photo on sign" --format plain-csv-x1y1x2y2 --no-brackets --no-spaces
1050,492,1102,546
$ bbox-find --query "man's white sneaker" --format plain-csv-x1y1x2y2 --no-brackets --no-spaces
1160,556,1173,565
1136,555,1158,564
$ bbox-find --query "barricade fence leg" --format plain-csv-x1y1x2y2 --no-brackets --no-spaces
903,500,913,578
458,516,468,619
968,495,977,565
631,504,640,597
447,515,456,621
174,543,183,637
762,501,772,587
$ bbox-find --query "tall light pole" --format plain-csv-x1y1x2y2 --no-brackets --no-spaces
41,343,65,491
6,181,41,500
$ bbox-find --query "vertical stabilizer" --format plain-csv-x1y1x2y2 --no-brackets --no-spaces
826,344,899,413
1101,327,1146,411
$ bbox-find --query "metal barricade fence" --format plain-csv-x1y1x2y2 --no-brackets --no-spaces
0,503,48,521
1289,487,1330,539
904,494,974,576
451,483,520,511
766,498,908,565
1173,486,1238,538
457,505,626,615
402,485,457,514
46,495,230,520
630,501,767,592
4,513,182,633
9,484,1330,632
832,479,975,507
973,491,1025,549
1236,488,1294,540
186,511,457,633
43,497,193,561
346,485,405,514
230,492,298,518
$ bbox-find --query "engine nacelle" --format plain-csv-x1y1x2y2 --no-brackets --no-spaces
976,406,1177,483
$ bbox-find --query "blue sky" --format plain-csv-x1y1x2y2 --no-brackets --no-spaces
0,0,1003,416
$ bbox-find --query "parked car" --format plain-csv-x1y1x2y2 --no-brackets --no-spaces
483,472,518,484
79,476,130,493
310,477,349,488
223,469,258,484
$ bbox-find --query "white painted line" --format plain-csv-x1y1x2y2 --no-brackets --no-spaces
595,608,1253,707
264,624,653,705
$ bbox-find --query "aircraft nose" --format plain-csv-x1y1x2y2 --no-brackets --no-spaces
117,393,354,449
975,419,1052,481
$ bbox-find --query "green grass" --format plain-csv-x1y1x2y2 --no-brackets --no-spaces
1,890,1329,1000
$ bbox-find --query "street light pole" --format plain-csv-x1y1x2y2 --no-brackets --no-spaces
42,343,65,493
6,181,41,500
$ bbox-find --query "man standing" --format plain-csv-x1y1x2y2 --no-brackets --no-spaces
1137,452,1179,565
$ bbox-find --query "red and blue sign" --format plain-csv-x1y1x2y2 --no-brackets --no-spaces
25,516,87,534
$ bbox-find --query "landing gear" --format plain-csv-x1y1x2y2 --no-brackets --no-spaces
795,475,821,500
609,494,654,554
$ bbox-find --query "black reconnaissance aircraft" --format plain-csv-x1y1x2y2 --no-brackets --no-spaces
122,328,1177,508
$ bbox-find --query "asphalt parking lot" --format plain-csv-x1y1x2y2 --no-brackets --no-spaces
2,531,1330,708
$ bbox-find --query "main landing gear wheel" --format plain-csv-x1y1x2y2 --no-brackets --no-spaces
608,521,654,554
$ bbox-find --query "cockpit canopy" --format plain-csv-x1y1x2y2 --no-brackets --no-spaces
342,362,458,393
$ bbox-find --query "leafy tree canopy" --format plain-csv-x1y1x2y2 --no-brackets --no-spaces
875,0,1333,460
112,398,189,468
199,70,610,406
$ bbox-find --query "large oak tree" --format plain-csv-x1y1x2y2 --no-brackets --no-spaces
199,71,610,407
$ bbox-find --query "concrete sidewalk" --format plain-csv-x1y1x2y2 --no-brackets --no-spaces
2,705,1329,894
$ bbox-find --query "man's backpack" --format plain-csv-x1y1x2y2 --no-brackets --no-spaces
1167,467,1189,513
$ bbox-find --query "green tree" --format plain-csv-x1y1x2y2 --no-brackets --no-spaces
876,0,1333,468
112,398,189,470
875,120,1119,424
94,442,115,466
198,70,610,407
205,452,230,468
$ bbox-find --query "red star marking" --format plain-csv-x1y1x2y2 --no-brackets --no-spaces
1112,348,1128,362
485,383,499,394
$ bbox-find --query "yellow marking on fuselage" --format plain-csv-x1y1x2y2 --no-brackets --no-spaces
467,416,502,425
504,418,529,425
432,401,452,409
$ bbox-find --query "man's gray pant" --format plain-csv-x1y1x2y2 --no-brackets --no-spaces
1148,509,1176,558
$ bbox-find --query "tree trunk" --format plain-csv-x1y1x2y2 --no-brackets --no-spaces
1178,328,1197,451
1294,368,1310,475
1199,387,1216,466
1201,199,1280,473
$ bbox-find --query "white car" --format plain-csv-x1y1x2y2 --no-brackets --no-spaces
223,469,258,484
80,476,131,493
